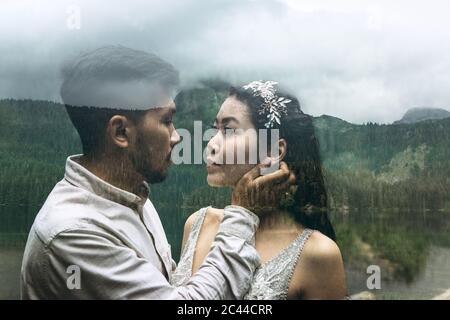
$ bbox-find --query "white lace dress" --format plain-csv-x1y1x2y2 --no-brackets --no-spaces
171,207,314,300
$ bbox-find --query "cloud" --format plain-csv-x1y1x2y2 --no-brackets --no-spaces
1,0,450,123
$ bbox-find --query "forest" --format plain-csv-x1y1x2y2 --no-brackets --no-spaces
1,85,449,282
1,85,449,231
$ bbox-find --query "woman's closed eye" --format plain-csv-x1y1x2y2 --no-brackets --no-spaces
224,127,237,134
209,121,239,135
209,124,235,134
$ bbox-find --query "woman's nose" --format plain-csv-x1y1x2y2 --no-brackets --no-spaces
207,134,221,156
207,141,218,156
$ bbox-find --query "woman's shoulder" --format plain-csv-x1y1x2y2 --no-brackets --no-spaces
182,207,210,251
183,207,206,233
183,207,223,235
302,230,343,264
204,207,224,225
290,230,347,299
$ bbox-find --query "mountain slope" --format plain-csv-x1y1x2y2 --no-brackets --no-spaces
394,107,450,124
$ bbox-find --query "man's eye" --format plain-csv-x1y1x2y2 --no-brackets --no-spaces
163,118,173,125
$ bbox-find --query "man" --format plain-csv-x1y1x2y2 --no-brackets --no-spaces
20,46,293,299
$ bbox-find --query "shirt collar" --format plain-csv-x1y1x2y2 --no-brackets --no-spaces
64,154,150,210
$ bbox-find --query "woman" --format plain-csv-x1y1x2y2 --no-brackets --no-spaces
172,81,347,299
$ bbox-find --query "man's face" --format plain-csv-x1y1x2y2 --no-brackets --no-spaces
129,99,181,184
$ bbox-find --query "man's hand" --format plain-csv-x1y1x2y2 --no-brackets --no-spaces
231,161,296,214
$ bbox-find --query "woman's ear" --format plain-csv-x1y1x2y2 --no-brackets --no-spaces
260,139,287,175
277,138,287,162
261,139,287,168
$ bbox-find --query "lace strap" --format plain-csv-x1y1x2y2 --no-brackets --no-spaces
171,207,209,287
180,207,208,263
283,228,314,298
245,228,314,300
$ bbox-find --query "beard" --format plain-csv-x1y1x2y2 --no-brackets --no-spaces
130,133,170,184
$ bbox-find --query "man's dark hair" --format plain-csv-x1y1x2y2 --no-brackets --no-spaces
60,45,179,156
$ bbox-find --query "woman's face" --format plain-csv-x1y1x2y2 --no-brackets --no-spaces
206,96,258,187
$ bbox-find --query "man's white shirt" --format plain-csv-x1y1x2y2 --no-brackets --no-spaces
20,155,260,299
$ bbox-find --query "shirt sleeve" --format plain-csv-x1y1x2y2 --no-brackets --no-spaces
43,205,260,300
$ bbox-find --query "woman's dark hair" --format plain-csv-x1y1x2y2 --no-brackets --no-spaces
229,85,336,241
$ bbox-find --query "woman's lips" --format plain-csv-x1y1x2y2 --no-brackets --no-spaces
206,163,222,172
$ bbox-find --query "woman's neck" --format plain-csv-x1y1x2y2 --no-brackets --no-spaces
256,208,301,234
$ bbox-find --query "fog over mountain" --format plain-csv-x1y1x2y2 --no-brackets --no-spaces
394,107,450,124
1,0,450,123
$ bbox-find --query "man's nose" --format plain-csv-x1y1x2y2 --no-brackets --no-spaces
170,128,181,147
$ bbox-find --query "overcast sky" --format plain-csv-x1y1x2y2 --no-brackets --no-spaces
1,0,450,123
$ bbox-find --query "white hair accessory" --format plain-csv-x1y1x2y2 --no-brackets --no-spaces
242,80,291,128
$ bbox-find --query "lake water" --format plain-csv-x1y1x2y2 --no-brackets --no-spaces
1,209,449,300
332,209,450,299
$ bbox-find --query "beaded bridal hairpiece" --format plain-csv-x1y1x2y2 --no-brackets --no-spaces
242,80,292,128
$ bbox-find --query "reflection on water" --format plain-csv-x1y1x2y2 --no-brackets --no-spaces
346,245,450,299
1,209,449,299
332,209,450,299
0,246,23,300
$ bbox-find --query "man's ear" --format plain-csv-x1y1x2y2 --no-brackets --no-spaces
107,115,135,149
